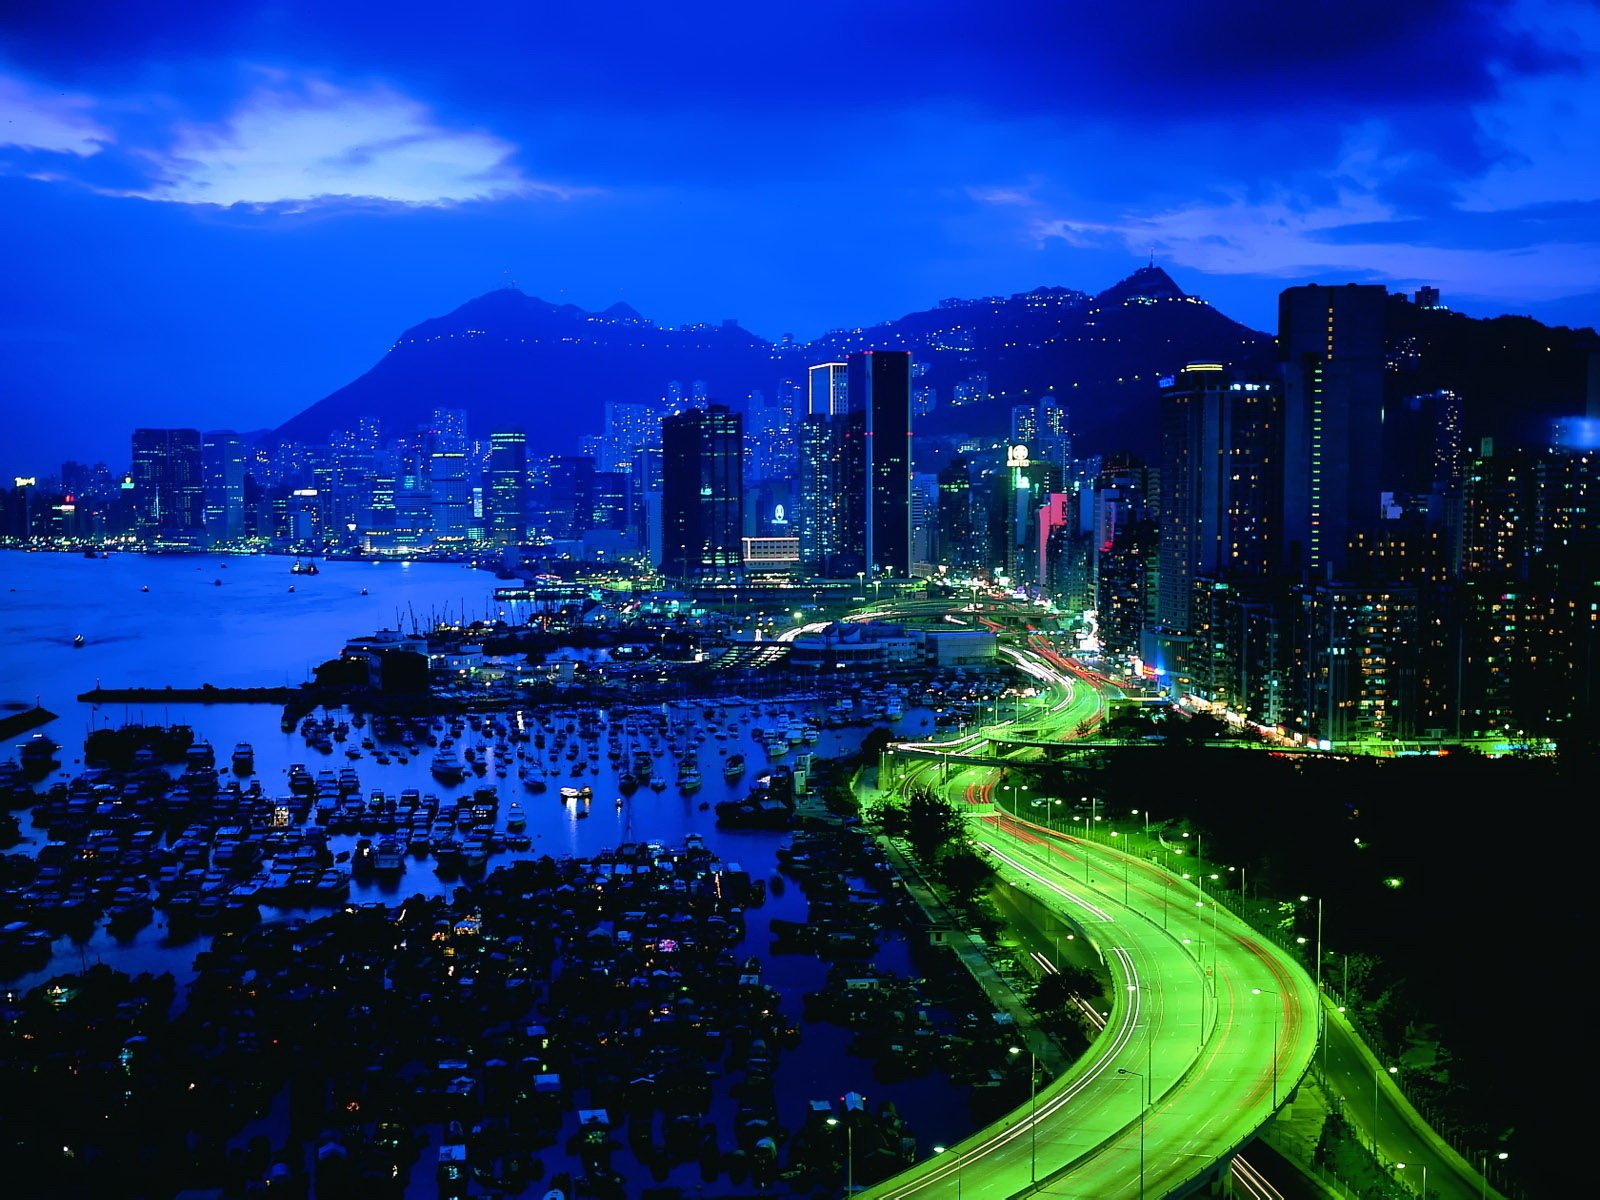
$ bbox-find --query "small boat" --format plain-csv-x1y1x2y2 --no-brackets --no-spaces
290,559,320,575
214,579,222,586
140,585,150,593
288,585,296,593
359,587,369,595
723,753,746,782
231,743,254,774
72,633,85,648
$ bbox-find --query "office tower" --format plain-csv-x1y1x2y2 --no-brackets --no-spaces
936,456,975,571
592,471,631,533
1279,283,1387,580
201,431,247,544
797,414,839,571
130,428,204,541
848,349,914,578
910,473,939,567
1157,364,1282,629
485,430,529,544
660,405,743,580
808,362,849,416
538,456,597,541
1093,461,1159,659
428,451,472,542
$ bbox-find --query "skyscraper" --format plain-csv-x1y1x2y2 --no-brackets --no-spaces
660,404,743,580
485,430,529,544
1279,283,1387,580
201,430,246,544
1157,364,1282,629
130,428,204,542
845,349,913,578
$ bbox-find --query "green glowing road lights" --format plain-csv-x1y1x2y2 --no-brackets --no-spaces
1008,1044,1037,1182
1480,1150,1507,1200
1116,1067,1148,1200
826,1116,853,1198
1250,987,1280,1107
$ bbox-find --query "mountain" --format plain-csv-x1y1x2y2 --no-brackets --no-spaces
272,271,1598,462
274,288,778,453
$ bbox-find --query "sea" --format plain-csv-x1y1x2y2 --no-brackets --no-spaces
0,548,974,1181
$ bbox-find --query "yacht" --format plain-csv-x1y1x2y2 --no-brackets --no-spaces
231,743,255,774
430,746,466,783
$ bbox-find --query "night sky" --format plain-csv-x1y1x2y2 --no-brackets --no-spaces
2,0,1596,478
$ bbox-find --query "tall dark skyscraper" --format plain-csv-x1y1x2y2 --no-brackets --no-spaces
130,427,204,541
1157,364,1282,629
485,430,528,544
1279,283,1387,580
841,350,913,578
660,404,743,580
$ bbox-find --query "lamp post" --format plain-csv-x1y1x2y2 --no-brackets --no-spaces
1182,936,1208,1050
1009,1045,1037,1182
1116,1067,1148,1200
1396,1161,1426,1198
1250,987,1280,1107
932,1145,959,1199
1373,1065,1398,1147
826,1116,853,1197
1480,1150,1508,1200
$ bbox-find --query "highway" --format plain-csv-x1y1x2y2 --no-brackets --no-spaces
854,599,1320,1198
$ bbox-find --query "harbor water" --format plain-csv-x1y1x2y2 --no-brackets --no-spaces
0,549,980,1190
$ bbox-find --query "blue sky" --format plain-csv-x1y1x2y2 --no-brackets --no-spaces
2,0,1597,478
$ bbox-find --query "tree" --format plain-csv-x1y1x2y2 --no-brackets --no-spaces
901,786,966,862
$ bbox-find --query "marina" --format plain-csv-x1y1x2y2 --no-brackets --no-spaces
0,549,1020,1198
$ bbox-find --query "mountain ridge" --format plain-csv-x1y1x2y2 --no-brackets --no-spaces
272,271,1597,462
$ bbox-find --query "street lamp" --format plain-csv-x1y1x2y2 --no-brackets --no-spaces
825,1115,853,1197
1479,1150,1508,1200
1250,987,1280,1107
1182,937,1209,1049
1008,1044,1037,1182
1396,1160,1427,1198
1116,1067,1148,1200
931,1145,958,1200
1373,1065,1399,1146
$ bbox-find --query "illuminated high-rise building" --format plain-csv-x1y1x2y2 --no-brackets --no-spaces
1157,364,1282,630
201,430,247,544
130,428,204,542
660,404,743,580
1279,283,1387,580
485,430,529,544
839,350,913,578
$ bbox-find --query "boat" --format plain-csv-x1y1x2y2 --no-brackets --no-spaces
359,587,369,595
231,743,254,774
140,585,150,593
290,559,320,575
723,753,746,782
649,771,667,791
431,746,466,783
617,771,639,795
374,837,405,875
505,802,526,831
288,585,296,593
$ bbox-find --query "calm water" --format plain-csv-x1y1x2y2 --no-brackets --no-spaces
0,548,970,1166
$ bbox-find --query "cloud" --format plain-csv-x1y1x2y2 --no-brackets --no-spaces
0,73,112,156
1033,189,1600,302
124,76,575,209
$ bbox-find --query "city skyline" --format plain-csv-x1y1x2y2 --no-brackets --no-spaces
2,0,1598,479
